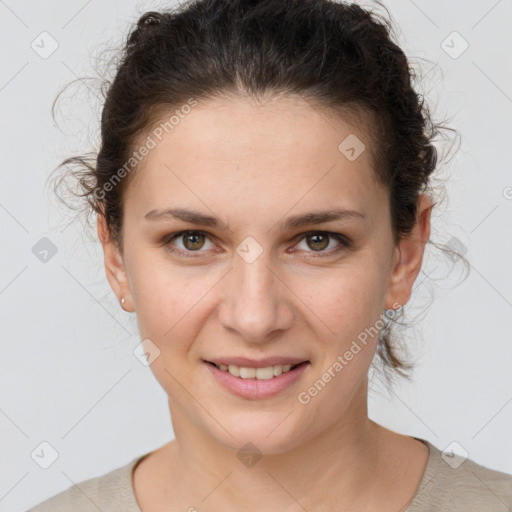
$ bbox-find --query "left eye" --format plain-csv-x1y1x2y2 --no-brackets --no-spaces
162,230,350,257
295,232,347,253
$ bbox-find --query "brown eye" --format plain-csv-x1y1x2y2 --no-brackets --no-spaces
163,230,215,257
294,231,350,256
181,231,206,251
305,233,330,251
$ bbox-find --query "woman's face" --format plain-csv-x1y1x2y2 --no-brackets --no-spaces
100,95,427,454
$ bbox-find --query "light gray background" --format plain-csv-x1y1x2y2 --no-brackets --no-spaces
1,0,511,510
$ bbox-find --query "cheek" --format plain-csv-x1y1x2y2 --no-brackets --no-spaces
130,268,176,339
128,241,388,351
129,258,221,345
298,264,385,340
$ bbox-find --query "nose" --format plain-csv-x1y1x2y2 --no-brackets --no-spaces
217,252,294,343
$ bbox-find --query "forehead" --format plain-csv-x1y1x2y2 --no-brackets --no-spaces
125,95,385,223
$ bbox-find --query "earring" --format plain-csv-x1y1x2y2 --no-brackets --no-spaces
121,297,126,309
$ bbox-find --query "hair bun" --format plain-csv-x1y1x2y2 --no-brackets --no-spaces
127,11,163,48
139,11,163,27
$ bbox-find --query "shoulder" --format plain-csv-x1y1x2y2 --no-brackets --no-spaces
27,455,146,512
409,439,512,511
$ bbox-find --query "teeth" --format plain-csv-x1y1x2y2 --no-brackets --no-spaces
215,363,299,379
228,364,240,377
239,366,256,378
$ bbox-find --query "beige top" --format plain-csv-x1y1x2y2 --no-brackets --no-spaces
28,438,512,511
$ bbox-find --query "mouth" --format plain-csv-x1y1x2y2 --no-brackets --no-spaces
204,360,309,380
203,358,311,399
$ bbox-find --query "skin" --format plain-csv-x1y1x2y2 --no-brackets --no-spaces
98,94,433,511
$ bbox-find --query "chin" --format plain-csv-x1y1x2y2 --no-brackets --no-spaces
211,413,310,457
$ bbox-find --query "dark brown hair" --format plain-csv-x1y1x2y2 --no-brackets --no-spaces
50,0,468,390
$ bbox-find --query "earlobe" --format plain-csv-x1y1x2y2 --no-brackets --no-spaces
97,214,133,311
385,194,433,309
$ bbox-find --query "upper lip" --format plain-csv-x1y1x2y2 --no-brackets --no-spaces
204,356,309,368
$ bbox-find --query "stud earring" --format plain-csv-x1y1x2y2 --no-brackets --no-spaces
121,297,126,308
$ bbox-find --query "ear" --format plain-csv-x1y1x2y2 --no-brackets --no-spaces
97,213,133,312
385,194,433,310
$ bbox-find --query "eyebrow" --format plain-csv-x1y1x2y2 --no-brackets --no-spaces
144,207,367,231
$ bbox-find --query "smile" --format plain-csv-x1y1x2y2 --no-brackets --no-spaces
204,360,310,399
209,361,302,380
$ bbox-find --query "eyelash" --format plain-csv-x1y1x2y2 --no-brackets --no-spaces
160,230,352,258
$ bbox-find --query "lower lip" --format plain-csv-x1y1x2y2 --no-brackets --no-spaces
204,361,310,399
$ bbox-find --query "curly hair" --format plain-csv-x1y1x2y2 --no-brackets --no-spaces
50,0,467,391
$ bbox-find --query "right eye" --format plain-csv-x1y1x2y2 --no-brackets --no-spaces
162,230,216,257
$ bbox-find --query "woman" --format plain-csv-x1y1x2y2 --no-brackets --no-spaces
29,0,512,510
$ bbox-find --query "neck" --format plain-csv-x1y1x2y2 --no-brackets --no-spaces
163,380,387,510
